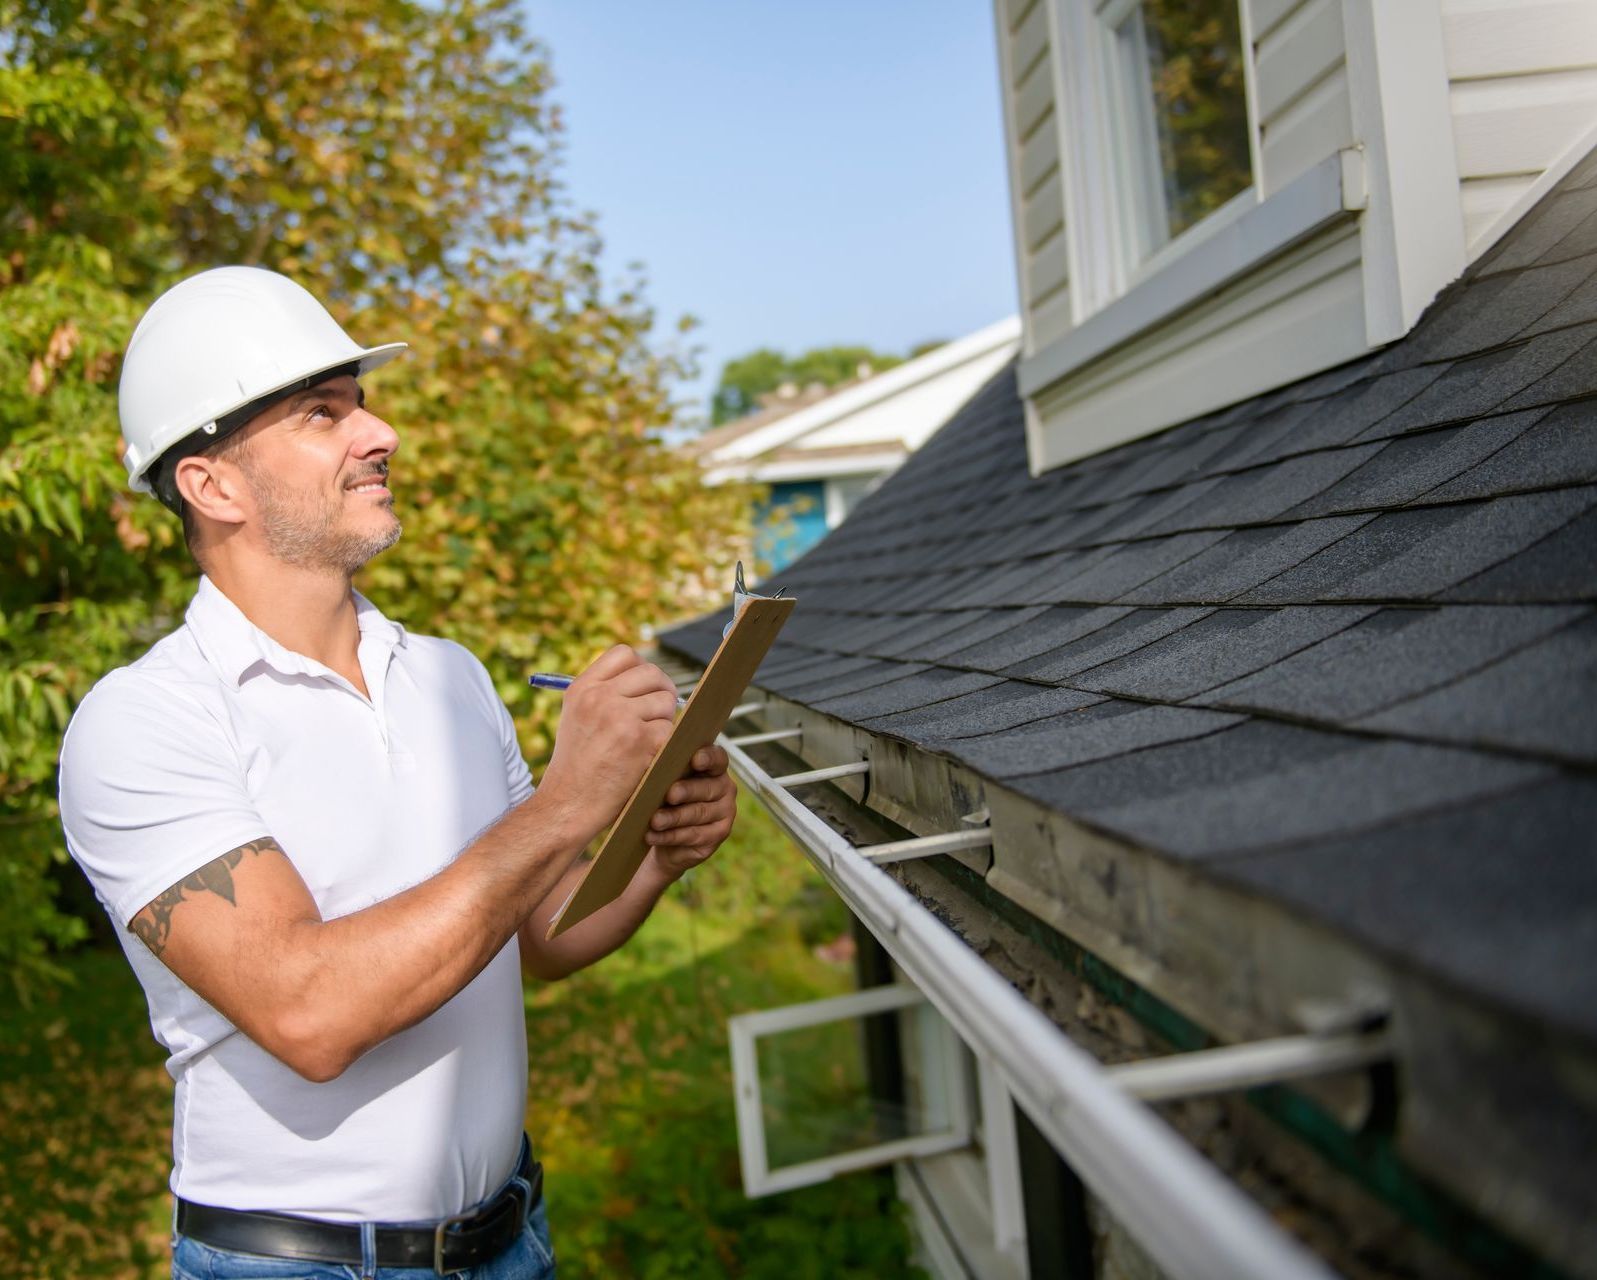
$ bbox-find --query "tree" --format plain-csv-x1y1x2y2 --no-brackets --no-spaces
0,0,748,996
710,344,904,426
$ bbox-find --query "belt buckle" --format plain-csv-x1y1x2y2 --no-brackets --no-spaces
433,1208,475,1276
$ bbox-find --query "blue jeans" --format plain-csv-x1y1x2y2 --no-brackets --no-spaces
172,1185,556,1280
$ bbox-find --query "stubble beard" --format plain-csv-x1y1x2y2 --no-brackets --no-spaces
245,463,402,576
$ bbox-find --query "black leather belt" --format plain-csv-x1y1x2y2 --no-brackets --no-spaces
175,1145,542,1276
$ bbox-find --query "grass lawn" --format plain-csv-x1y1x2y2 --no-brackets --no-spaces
0,798,923,1278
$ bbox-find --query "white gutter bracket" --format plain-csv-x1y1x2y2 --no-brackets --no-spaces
1107,1029,1394,1104
861,828,994,865
726,727,804,748
770,760,870,787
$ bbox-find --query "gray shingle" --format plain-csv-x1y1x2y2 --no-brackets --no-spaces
775,656,924,700
1419,406,1578,501
1521,271,1597,337
1218,777,1597,1038
1072,605,1374,701
1286,418,1539,517
1011,720,1354,816
1366,329,1591,435
946,703,1242,778
1440,501,1597,602
942,604,1135,670
1413,251,1597,354
1007,607,1213,681
1357,613,1597,762
811,667,1003,720
1241,490,1597,602
1082,738,1549,859
1037,531,1230,603
1142,447,1383,533
1499,330,1597,411
1123,515,1376,604
1479,185,1597,275
893,606,1053,662
1203,604,1587,723
865,682,1106,738
878,609,1033,660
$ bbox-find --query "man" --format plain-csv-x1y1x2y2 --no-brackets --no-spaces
58,266,737,1278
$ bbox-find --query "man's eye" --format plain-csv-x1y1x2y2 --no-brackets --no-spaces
309,404,332,420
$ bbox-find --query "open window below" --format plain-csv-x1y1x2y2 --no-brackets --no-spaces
728,983,972,1198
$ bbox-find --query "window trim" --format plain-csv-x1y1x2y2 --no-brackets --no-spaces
1018,150,1357,400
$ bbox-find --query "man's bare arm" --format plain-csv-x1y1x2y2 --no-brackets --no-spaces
126,644,679,1083
130,837,279,957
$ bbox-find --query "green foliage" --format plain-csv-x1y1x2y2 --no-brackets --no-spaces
0,801,922,1278
527,798,923,1279
0,0,750,995
710,344,906,426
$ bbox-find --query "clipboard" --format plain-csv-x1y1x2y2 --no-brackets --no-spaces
546,590,796,938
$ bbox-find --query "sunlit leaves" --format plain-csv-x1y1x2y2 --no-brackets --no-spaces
0,0,748,993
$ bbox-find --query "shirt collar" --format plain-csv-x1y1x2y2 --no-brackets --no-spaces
185,575,407,687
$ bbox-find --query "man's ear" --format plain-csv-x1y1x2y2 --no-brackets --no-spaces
174,454,249,527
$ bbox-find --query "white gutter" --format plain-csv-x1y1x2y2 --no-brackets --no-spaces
723,734,1338,1280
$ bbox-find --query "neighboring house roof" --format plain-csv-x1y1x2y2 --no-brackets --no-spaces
666,152,1597,1055
694,316,1022,483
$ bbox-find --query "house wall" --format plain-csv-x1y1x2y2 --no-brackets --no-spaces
997,0,1073,355
1441,0,1597,253
1253,0,1354,194
1004,0,1371,470
1000,0,1597,471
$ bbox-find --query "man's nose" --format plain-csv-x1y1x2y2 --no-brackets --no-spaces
351,406,400,459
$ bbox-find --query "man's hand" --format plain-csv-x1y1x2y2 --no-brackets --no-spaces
644,744,737,879
538,645,681,846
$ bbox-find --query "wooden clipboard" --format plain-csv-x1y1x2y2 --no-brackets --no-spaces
546,593,796,938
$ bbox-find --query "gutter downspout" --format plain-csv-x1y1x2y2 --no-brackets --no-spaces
723,734,1336,1280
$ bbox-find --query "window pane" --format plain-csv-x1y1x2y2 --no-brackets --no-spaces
758,1006,952,1169
1133,0,1252,245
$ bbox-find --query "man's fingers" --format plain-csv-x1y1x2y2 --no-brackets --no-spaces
647,825,728,849
582,643,642,679
689,745,729,775
664,775,726,806
635,690,680,724
651,799,730,831
610,662,680,700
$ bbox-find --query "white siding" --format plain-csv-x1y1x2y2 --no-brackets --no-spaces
998,0,1073,353
1251,0,1354,193
1441,0,1597,254
1030,224,1366,471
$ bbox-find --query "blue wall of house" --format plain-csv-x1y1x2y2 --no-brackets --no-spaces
754,480,828,573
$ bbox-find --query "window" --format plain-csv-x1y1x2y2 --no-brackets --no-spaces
1104,0,1252,264
729,984,972,1197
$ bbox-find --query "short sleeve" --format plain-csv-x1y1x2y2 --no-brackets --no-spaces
59,672,270,929
495,692,535,807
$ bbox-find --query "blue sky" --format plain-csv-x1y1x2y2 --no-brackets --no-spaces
525,2,1019,421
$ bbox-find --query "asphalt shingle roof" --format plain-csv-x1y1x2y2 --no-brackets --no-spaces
664,154,1597,1042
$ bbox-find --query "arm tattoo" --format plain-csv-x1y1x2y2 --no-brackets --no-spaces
129,837,281,958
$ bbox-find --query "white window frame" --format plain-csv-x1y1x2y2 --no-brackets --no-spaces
728,983,973,1197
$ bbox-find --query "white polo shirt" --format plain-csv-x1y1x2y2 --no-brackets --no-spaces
59,576,534,1222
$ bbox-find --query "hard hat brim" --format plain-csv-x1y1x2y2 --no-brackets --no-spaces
128,341,409,495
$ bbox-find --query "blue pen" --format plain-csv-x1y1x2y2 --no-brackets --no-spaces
529,672,690,707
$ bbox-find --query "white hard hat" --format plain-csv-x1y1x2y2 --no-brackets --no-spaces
118,266,407,508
